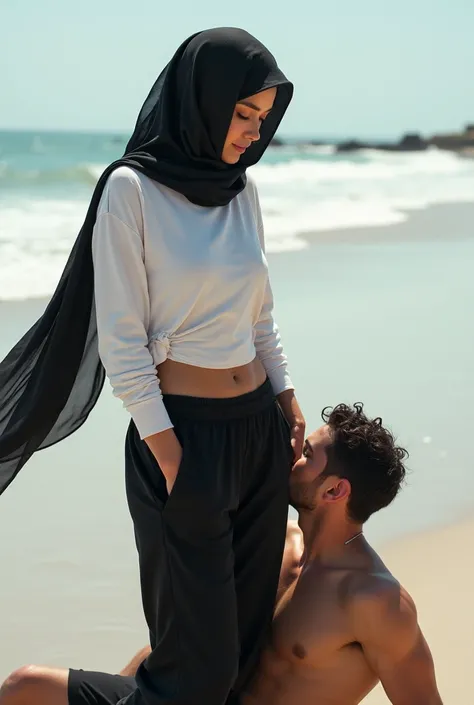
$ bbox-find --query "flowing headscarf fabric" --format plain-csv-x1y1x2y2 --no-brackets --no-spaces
0,27,293,495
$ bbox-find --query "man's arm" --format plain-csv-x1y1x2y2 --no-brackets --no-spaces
351,585,443,705
276,520,303,604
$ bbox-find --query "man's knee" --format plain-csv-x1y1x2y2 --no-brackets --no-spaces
0,666,43,704
0,666,61,705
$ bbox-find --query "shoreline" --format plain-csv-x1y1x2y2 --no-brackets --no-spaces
2,200,474,306
299,200,474,246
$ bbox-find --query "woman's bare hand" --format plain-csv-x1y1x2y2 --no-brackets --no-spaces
144,428,183,495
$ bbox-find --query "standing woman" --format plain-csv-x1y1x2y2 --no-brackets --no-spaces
0,28,305,705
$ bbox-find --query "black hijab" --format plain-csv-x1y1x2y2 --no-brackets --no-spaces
0,27,293,495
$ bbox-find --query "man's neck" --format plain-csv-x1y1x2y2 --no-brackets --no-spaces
297,511,364,565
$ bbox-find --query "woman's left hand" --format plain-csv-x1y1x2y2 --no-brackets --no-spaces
289,417,306,462
277,389,306,462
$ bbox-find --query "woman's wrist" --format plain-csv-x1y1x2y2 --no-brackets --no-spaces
277,389,305,427
277,389,306,461
144,427,182,476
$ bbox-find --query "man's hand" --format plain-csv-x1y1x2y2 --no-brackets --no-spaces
351,584,443,705
277,389,306,461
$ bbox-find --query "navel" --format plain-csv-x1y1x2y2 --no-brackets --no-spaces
292,643,306,660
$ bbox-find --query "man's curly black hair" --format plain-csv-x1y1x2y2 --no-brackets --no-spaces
321,403,408,523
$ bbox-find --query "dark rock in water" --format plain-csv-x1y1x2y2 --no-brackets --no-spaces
336,133,427,153
398,133,428,150
270,136,285,147
280,124,474,153
336,139,369,153
375,133,427,152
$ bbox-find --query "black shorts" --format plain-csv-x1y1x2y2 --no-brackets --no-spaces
68,669,136,705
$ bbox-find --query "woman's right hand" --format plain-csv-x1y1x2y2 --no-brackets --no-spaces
144,428,183,496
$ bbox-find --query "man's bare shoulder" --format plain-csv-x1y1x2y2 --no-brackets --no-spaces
346,552,418,640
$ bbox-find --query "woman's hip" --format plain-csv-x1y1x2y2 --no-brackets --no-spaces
124,381,292,518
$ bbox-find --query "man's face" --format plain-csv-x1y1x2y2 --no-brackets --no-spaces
289,425,333,511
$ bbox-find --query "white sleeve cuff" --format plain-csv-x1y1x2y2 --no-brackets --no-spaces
127,396,174,439
267,366,295,396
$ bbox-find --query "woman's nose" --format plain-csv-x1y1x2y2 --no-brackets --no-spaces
245,120,261,142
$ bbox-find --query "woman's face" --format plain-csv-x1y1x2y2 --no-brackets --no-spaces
221,86,277,164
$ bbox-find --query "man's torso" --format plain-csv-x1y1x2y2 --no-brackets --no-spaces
243,548,397,705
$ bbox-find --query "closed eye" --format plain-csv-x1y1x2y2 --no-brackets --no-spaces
237,112,267,123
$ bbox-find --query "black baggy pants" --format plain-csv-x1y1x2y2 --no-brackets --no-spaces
123,379,292,705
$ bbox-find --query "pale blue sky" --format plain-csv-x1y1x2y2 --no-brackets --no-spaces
1,0,472,138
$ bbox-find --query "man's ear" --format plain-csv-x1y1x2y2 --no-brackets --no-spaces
322,477,351,503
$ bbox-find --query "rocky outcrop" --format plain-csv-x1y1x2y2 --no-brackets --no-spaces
336,133,427,153
386,133,427,151
428,124,474,150
336,139,368,152
270,122,474,153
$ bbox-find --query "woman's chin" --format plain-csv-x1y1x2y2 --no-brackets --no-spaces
221,149,242,165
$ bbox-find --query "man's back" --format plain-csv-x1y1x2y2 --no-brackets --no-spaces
243,530,440,705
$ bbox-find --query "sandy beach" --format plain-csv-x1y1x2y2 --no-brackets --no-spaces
1,202,473,703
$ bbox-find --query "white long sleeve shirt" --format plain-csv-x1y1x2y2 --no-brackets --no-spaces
91,166,293,439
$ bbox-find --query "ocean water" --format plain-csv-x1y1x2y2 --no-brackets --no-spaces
1,129,474,300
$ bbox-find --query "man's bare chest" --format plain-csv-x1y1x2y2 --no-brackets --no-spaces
272,569,358,667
